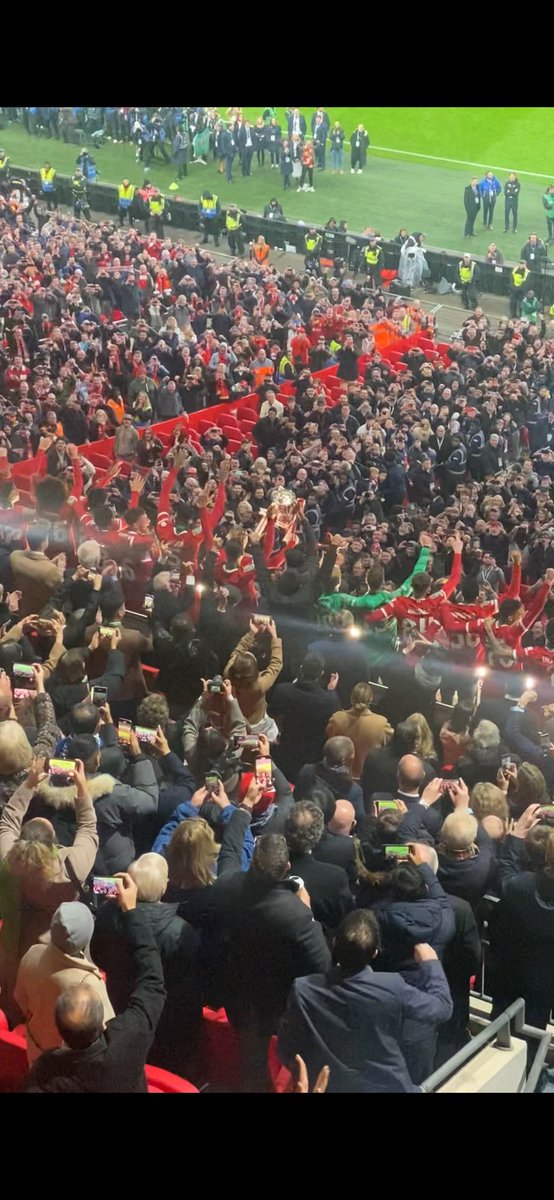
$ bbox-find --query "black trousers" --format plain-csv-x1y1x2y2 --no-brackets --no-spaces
464,209,478,236
119,207,133,226
227,229,244,256
42,191,55,210
482,195,496,227
547,216,554,242
460,281,478,309
300,166,313,187
504,198,518,231
510,286,524,317
241,148,253,176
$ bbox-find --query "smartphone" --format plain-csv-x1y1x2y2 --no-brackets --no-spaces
100,626,115,639
255,615,271,625
91,685,108,706
118,719,133,744
235,735,260,751
143,594,154,613
49,758,76,781
374,800,400,814
208,680,222,694
255,756,273,791
135,725,156,744
13,663,35,682
205,772,220,795
540,805,554,815
92,876,119,899
185,575,195,587
501,755,512,770
14,687,37,700
384,845,411,859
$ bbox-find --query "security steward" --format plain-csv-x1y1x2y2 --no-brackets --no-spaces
148,189,165,237
118,178,135,227
39,162,56,210
510,260,530,318
199,189,221,246
304,226,322,274
71,169,90,219
363,236,383,289
225,204,245,256
457,252,478,310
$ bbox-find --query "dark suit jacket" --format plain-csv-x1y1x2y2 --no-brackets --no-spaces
288,851,354,932
313,830,358,889
287,114,307,138
278,961,452,1093
464,184,481,214
213,871,331,1034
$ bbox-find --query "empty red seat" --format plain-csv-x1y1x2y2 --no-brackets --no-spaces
0,1029,28,1092
267,1036,295,1093
201,1007,241,1089
144,1064,199,1093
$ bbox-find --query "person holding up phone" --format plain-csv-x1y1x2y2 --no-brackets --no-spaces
21,872,167,1093
224,617,283,741
0,756,98,1023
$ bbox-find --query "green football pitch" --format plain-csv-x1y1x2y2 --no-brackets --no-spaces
2,108,553,257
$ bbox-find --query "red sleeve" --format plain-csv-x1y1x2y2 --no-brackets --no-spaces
206,481,226,532
521,581,551,634
157,467,178,539
69,456,83,500
263,516,276,566
200,506,214,553
363,602,397,624
441,550,462,600
128,489,140,511
439,602,486,634
504,559,522,599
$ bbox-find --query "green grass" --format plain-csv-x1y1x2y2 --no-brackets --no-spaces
2,109,553,257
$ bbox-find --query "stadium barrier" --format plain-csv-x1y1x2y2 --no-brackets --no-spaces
12,168,554,307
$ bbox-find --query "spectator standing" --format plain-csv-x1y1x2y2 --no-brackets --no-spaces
510,261,530,318
350,125,369,174
503,173,520,233
478,171,501,230
39,162,56,210
267,118,282,168
543,185,554,244
457,253,479,310
330,122,345,175
300,139,315,192
280,139,293,190
463,177,481,238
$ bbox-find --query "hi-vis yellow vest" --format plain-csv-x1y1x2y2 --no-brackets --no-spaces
459,262,475,283
201,195,218,216
226,212,241,230
364,245,381,265
305,234,321,252
40,167,56,190
118,183,135,206
512,266,529,288
149,196,165,215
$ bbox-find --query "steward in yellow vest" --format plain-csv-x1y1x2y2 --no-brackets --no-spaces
118,179,135,226
510,261,530,318
148,191,165,234
225,205,244,256
199,191,221,246
457,254,478,310
304,227,322,275
364,238,382,287
40,163,56,210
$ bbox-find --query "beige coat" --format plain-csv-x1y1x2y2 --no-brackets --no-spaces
10,550,63,618
0,782,98,1014
15,940,115,1063
326,707,393,780
225,631,283,725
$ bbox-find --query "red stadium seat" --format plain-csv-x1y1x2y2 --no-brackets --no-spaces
0,1029,27,1092
201,1007,241,1089
144,1064,200,1093
267,1036,295,1093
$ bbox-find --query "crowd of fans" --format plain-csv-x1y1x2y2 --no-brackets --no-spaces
0,173,554,1094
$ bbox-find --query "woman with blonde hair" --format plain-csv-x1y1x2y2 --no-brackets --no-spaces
405,713,438,766
252,236,270,266
0,757,98,1022
508,762,550,819
326,682,393,780
225,617,283,740
470,782,509,828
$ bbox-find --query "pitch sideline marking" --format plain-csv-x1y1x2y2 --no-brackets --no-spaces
370,145,554,181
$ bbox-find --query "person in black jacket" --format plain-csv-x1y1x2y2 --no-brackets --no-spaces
91,852,202,1079
350,126,369,173
504,173,521,233
464,178,481,238
294,736,364,819
21,872,166,1093
269,651,341,782
284,801,354,932
437,807,498,909
213,832,331,1090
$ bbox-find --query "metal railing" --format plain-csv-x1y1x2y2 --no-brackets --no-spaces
421,998,551,1093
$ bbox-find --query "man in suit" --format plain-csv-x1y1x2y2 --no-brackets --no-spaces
307,788,359,888
214,833,331,1091
294,736,364,819
463,178,481,238
428,424,453,465
285,802,354,932
11,523,64,617
238,120,255,177
278,909,452,1092
371,757,444,840
287,108,307,140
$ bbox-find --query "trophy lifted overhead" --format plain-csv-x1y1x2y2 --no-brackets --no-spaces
253,488,303,560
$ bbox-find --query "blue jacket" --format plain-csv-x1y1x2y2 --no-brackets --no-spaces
152,752,254,870
278,961,452,1092
478,176,501,198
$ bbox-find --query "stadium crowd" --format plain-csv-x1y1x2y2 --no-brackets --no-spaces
0,173,553,1094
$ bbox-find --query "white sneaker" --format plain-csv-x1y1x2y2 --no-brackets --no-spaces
309,186,314,192
297,186,302,192
351,168,355,174
358,169,362,174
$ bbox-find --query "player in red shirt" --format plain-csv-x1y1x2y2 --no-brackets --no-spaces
361,533,464,638
157,457,228,566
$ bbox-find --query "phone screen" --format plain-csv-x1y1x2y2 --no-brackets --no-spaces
91,686,107,706
14,663,34,681
255,756,273,790
205,773,220,794
100,626,114,639
374,800,400,814
49,758,76,780
384,845,411,859
92,876,119,899
143,594,154,613
135,725,156,744
118,719,133,744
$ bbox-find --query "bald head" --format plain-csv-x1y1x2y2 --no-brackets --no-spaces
440,811,478,853
413,843,438,874
328,799,356,836
55,984,104,1051
397,754,426,794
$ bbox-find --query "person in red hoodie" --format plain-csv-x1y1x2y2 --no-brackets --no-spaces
157,455,229,566
291,327,311,369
